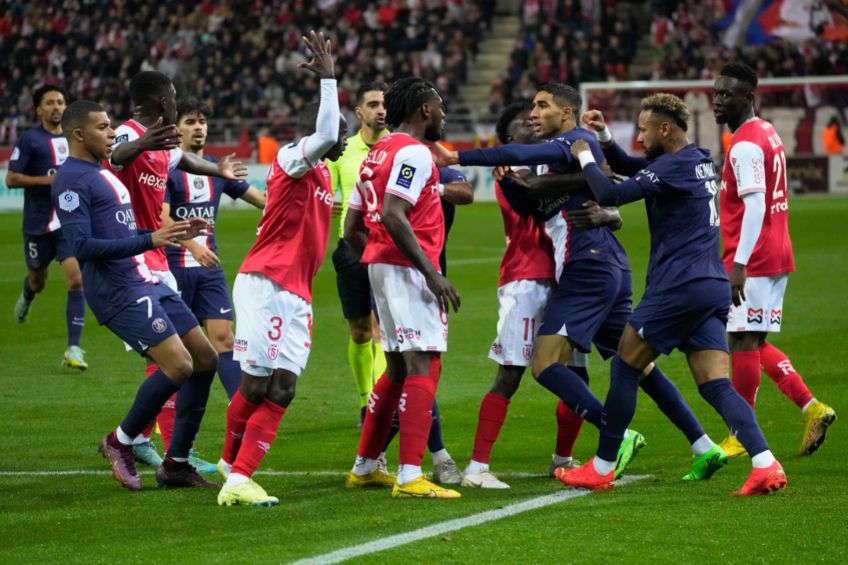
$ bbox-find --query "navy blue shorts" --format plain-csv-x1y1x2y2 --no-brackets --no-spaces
628,278,730,355
171,265,233,321
106,283,199,355
538,260,633,359
23,231,73,271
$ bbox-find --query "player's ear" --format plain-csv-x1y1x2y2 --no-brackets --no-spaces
72,127,85,142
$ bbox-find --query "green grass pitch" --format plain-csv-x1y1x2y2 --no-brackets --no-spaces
0,198,846,564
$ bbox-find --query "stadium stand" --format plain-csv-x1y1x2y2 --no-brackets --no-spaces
0,0,496,145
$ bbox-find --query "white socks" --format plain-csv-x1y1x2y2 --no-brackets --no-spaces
352,456,378,476
691,434,715,456
431,448,451,465
592,456,616,476
397,464,423,485
465,460,488,475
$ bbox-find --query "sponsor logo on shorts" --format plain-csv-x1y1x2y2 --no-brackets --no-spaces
234,339,248,352
770,309,782,325
746,307,764,324
522,344,534,360
219,307,232,314
304,341,311,350
268,343,278,360
395,164,416,189
396,326,421,344
151,318,168,333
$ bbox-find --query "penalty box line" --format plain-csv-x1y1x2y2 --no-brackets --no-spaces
289,474,651,565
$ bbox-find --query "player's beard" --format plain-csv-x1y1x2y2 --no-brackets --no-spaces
424,120,443,142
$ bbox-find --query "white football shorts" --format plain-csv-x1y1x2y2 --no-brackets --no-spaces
727,274,788,333
368,263,448,353
232,273,312,377
488,279,588,367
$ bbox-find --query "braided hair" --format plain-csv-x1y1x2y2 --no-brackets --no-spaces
384,77,440,130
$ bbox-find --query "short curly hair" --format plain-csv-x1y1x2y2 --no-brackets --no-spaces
641,93,690,132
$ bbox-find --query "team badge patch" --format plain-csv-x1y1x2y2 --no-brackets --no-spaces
151,318,168,333
58,190,80,212
395,164,416,189
10,147,20,161
115,133,129,144
268,343,279,360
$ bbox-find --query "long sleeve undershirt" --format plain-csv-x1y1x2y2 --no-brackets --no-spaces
734,191,766,265
62,222,154,262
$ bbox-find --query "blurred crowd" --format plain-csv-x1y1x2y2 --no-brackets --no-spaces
487,0,640,116
488,0,847,117
0,0,495,143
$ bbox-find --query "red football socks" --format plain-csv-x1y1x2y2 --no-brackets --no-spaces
555,399,584,458
398,375,437,466
156,393,177,452
759,342,814,409
471,393,509,464
222,389,260,464
731,351,761,408
231,398,286,478
357,374,403,459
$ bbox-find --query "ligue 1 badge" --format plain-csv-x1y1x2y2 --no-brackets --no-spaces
58,190,80,212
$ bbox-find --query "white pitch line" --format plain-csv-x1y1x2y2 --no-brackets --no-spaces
0,470,556,478
289,475,650,565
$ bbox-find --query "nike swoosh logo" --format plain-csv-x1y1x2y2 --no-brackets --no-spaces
220,308,232,314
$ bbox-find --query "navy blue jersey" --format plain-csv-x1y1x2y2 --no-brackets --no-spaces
629,144,727,292
459,128,629,276
8,126,69,235
165,155,249,267
438,166,464,274
52,157,159,324
541,129,629,273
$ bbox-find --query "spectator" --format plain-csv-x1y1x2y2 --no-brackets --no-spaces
823,116,845,155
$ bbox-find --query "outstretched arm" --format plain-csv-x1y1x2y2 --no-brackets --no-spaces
571,140,647,206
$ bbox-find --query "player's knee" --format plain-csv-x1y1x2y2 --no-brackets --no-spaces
267,379,297,408
349,317,372,344
530,357,553,380
64,271,83,291
492,366,523,397
195,346,218,373
728,332,760,352
240,376,269,404
28,273,47,293
168,356,194,383
210,331,234,353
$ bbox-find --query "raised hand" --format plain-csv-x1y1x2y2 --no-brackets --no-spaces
137,117,182,151
297,30,334,79
218,153,248,180
581,110,607,133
